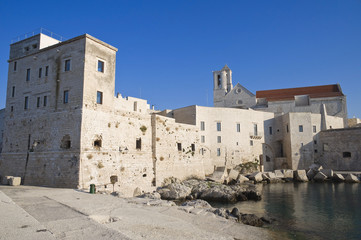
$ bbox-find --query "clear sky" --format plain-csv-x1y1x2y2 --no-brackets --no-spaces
0,0,360,117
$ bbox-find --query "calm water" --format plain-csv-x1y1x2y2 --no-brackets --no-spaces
214,183,361,240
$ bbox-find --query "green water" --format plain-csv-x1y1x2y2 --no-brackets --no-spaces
214,182,361,240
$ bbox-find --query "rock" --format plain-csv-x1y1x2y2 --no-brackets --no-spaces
133,187,142,197
181,199,212,209
231,207,240,218
248,172,263,183
262,173,270,180
8,177,21,186
313,172,327,182
162,177,181,187
274,170,284,178
261,216,273,224
243,190,262,201
239,214,263,227
138,192,161,199
238,175,249,183
320,169,333,178
309,164,323,171
345,174,360,183
307,169,317,180
210,167,227,183
294,170,308,182
227,169,240,183
283,170,293,179
266,172,276,179
199,186,237,203
158,183,192,200
333,173,345,182
213,208,228,218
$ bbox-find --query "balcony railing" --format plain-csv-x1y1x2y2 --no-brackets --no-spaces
249,132,263,140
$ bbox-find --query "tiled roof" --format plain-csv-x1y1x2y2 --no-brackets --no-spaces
256,84,344,102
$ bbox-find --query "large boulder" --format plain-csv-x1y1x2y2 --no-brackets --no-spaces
248,172,263,183
199,186,237,203
158,183,192,200
209,167,227,183
8,177,21,186
309,164,323,171
239,214,263,227
333,174,345,182
1,176,11,185
313,172,327,182
274,170,284,178
320,169,333,179
181,199,212,209
282,170,293,179
266,172,276,179
294,170,309,182
306,169,318,180
345,174,360,183
238,175,249,183
227,169,240,183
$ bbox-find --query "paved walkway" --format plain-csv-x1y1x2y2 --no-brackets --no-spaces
0,186,274,240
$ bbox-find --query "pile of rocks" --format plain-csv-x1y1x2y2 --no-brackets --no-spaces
156,179,261,203
306,164,360,183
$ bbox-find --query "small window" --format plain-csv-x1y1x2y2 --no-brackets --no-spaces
201,148,205,155
24,46,29,51
201,135,205,143
32,44,37,49
136,138,142,150
38,68,42,78
14,61,17,71
191,144,195,152
64,59,71,71
301,143,304,147
24,96,29,110
200,121,205,131
94,139,102,148
314,140,317,145
61,135,71,149
250,140,253,146
269,126,273,135
11,86,15,97
295,95,310,106
63,90,69,104
45,66,49,76
299,125,303,132
177,143,182,151
343,152,351,158
216,122,221,131
286,124,289,133
217,136,221,143
10,106,14,112
313,125,316,133
26,69,31,81
97,91,103,104
253,123,258,136
37,97,40,108
236,123,240,132
217,148,221,156
43,96,47,107
98,60,104,72
314,149,318,153
323,143,329,151
266,156,270,162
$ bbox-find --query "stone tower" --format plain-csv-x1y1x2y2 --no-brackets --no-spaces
213,65,233,106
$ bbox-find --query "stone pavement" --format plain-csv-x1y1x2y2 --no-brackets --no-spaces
0,186,273,240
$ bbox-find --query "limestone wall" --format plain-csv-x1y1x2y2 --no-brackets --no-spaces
151,114,205,186
0,109,4,153
319,128,361,170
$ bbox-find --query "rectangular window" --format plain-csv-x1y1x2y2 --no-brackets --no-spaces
14,61,17,71
217,148,221,156
314,140,317,145
253,123,258,136
237,123,240,132
191,144,195,152
201,135,205,143
200,121,205,131
10,106,14,112
136,138,142,150
45,66,49,76
177,143,182,151
299,125,303,132
11,86,15,97
43,96,47,106
38,68,42,78
343,152,351,158
63,90,69,104
37,97,40,108
26,68,30,81
286,124,289,133
313,125,316,133
269,126,273,135
250,140,253,146
98,60,104,72
65,59,71,71
24,96,29,110
97,91,103,104
216,122,221,131
201,148,204,156
217,136,221,143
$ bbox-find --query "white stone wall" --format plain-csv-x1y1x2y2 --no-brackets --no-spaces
151,114,205,185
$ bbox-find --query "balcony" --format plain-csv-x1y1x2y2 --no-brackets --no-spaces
249,132,263,140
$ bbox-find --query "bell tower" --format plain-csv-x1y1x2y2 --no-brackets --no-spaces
213,65,233,107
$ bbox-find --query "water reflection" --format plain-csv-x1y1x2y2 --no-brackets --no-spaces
215,183,361,240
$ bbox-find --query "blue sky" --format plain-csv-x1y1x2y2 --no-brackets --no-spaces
0,0,360,117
